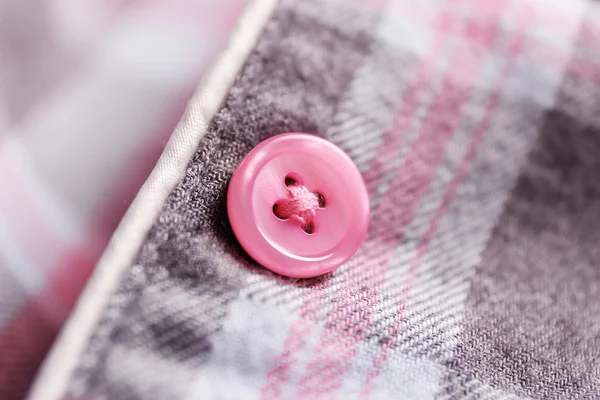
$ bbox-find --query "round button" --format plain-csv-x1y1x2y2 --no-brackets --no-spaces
227,133,369,278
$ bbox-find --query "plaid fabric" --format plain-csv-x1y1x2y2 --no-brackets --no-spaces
0,1,245,399
37,0,600,398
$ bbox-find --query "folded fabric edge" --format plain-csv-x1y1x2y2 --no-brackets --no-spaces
26,0,280,398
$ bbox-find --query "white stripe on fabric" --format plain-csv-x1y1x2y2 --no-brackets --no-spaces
440,381,525,400
0,136,80,250
525,0,588,54
0,215,44,297
346,353,445,400
103,345,196,400
185,297,298,400
27,1,281,399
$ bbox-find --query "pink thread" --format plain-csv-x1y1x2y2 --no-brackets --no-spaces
273,183,320,230
261,281,328,400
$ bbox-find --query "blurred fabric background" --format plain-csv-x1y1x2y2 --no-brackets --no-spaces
0,1,246,398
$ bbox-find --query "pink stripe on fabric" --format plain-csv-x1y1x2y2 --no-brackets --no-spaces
263,1,587,398
261,280,329,400
366,2,505,238
566,57,600,83
0,288,65,400
260,1,457,397
292,255,376,397
361,14,452,192
291,1,476,398
260,7,595,394
351,21,496,400
295,0,513,396
580,15,600,47
362,4,531,397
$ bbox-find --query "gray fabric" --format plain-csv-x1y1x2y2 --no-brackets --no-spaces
67,1,379,398
440,68,600,399
60,0,600,399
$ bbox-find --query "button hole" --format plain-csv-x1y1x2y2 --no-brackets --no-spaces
285,172,303,187
272,202,288,220
302,222,315,235
314,191,326,208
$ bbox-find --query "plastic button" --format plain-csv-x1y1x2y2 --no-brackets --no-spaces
227,133,369,278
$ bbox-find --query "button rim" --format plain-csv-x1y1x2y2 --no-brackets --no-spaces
227,132,369,278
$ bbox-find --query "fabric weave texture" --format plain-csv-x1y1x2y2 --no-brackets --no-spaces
62,0,600,398
0,2,246,399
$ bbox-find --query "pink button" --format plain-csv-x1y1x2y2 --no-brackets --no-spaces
227,133,369,278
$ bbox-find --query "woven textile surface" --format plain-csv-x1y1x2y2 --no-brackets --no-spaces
63,0,600,398
0,1,245,399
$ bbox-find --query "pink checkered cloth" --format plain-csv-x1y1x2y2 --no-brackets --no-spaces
8,0,600,399
0,1,245,398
